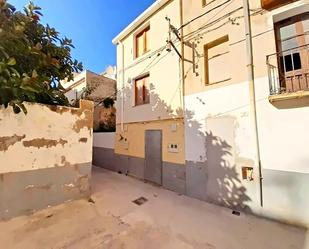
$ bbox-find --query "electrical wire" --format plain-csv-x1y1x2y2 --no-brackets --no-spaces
117,0,235,74
115,11,241,109
117,44,168,74
108,2,266,110
183,7,243,41
177,0,232,31
183,7,265,43
118,2,238,76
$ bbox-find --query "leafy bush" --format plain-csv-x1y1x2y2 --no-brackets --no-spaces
0,0,82,113
97,120,116,133
103,97,114,108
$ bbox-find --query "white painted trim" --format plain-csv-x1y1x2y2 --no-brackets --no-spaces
112,0,172,44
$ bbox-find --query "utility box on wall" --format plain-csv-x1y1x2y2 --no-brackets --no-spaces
242,167,254,181
168,143,179,153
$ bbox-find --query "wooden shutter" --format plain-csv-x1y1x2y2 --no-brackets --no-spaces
136,32,144,58
144,75,150,103
144,26,150,53
135,74,150,105
135,77,144,105
135,26,150,58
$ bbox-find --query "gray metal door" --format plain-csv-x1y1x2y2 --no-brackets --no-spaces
145,130,162,185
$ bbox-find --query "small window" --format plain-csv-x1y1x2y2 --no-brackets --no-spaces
202,0,207,7
134,74,150,106
279,53,302,73
204,35,230,85
135,26,150,58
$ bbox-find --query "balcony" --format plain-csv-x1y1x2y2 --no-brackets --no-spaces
267,44,309,103
261,0,299,10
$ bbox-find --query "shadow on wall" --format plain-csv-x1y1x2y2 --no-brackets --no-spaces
205,131,251,212
117,82,251,212
118,82,184,121
186,110,251,212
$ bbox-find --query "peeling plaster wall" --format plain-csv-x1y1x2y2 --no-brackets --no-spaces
0,100,93,174
0,100,94,219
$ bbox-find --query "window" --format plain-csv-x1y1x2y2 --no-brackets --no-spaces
134,74,150,106
202,0,207,7
204,35,229,85
274,12,309,92
135,26,150,58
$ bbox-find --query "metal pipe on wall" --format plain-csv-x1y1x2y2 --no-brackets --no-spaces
243,0,264,207
120,41,125,132
179,0,185,115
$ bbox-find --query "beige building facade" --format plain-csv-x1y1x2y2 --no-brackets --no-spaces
108,0,186,191
63,70,116,132
63,70,116,105
93,0,309,227
182,0,309,227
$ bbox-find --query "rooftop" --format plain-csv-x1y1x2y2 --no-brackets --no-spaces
112,0,171,44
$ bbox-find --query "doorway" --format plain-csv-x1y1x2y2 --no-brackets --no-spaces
144,130,162,185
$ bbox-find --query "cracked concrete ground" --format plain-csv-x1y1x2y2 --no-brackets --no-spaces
0,166,308,249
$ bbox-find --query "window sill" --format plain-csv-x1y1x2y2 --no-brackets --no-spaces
203,78,232,91
133,103,150,107
133,50,151,63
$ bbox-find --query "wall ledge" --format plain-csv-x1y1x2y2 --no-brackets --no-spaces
269,90,309,103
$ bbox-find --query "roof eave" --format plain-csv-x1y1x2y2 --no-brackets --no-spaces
112,0,171,45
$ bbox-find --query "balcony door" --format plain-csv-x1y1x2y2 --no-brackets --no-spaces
275,12,309,92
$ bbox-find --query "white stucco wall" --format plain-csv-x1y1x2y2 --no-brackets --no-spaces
93,133,115,149
255,77,309,175
185,81,253,163
185,75,309,173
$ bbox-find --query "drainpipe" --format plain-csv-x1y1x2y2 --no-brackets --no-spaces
179,0,185,116
243,0,263,207
120,41,125,132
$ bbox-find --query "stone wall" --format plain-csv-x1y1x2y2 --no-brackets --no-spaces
0,100,94,220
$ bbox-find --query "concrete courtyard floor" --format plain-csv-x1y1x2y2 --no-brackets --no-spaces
0,166,308,249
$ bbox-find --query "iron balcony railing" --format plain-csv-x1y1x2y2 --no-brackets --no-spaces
266,44,309,95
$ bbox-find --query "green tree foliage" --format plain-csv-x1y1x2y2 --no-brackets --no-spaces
103,97,114,108
0,0,82,113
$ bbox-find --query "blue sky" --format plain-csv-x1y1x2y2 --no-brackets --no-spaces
10,0,155,74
